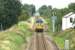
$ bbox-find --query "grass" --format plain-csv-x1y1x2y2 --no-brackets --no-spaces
53,36,64,49
52,29,75,49
0,31,25,50
45,18,75,49
0,18,75,50
0,21,33,50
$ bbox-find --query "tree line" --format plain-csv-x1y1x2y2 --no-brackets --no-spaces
38,3,75,32
0,0,75,31
0,0,35,30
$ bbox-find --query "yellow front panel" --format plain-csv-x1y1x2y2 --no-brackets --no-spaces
36,23,43,29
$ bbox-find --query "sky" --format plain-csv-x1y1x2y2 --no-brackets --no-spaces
21,0,75,10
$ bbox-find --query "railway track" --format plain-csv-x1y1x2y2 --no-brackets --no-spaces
26,32,59,50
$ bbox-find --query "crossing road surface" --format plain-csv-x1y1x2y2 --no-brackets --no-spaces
26,32,59,50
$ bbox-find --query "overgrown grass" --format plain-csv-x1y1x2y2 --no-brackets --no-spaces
52,29,75,49
53,36,64,49
45,18,75,49
0,21,31,50
0,18,75,50
0,32,25,50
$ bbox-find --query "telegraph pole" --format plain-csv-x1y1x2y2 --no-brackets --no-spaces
51,12,57,32
52,18,55,32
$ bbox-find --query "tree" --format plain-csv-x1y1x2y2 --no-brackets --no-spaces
68,3,75,12
38,4,71,32
47,5,53,18
51,8,70,32
18,4,35,21
0,0,21,30
29,5,35,16
38,5,51,18
22,4,35,16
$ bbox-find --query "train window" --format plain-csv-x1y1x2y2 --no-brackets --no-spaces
36,19,43,23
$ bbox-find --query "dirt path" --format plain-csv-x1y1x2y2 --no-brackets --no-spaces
26,32,59,50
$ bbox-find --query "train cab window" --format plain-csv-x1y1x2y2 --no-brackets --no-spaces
36,19,43,23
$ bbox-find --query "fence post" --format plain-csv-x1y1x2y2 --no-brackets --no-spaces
64,40,69,50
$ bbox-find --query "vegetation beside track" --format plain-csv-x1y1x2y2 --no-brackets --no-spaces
0,18,75,50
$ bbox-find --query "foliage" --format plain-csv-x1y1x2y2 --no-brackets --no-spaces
17,21,32,37
0,32,24,50
52,29,75,50
18,4,35,21
53,37,64,49
38,4,73,32
68,3,75,12
38,5,52,18
0,0,21,30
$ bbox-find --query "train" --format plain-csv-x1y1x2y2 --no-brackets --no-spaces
27,16,48,32
33,17,48,32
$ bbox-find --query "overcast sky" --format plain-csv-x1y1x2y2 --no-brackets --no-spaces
21,0,75,10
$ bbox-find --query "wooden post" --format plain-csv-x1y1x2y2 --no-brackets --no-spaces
64,40,69,50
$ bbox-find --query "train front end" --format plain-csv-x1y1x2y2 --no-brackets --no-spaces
34,19,44,32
